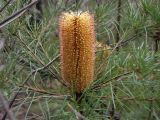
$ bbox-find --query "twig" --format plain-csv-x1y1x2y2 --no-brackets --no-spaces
0,0,12,13
20,84,70,96
19,85,71,100
116,0,122,48
0,0,11,12
0,92,15,120
36,54,60,71
92,71,132,90
0,0,38,29
148,28,160,120
111,0,122,117
95,0,101,7
67,103,88,120
114,34,137,48
100,96,160,102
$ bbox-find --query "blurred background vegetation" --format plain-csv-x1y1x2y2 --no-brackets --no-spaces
0,0,160,120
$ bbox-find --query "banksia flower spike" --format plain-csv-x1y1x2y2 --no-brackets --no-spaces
59,11,96,93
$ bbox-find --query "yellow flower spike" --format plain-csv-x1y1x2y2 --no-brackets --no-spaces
59,11,96,93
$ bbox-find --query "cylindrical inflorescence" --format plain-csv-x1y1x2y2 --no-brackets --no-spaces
59,11,96,93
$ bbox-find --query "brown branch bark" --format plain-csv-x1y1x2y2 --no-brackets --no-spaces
0,0,38,29
0,92,15,120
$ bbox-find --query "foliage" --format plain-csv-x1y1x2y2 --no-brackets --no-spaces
0,0,160,120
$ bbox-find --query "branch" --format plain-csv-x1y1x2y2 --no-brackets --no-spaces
92,71,132,90
100,96,160,102
35,54,60,72
0,0,12,13
67,103,88,120
0,0,38,29
0,92,15,120
19,84,71,100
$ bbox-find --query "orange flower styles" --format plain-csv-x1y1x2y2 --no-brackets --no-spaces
59,11,96,93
